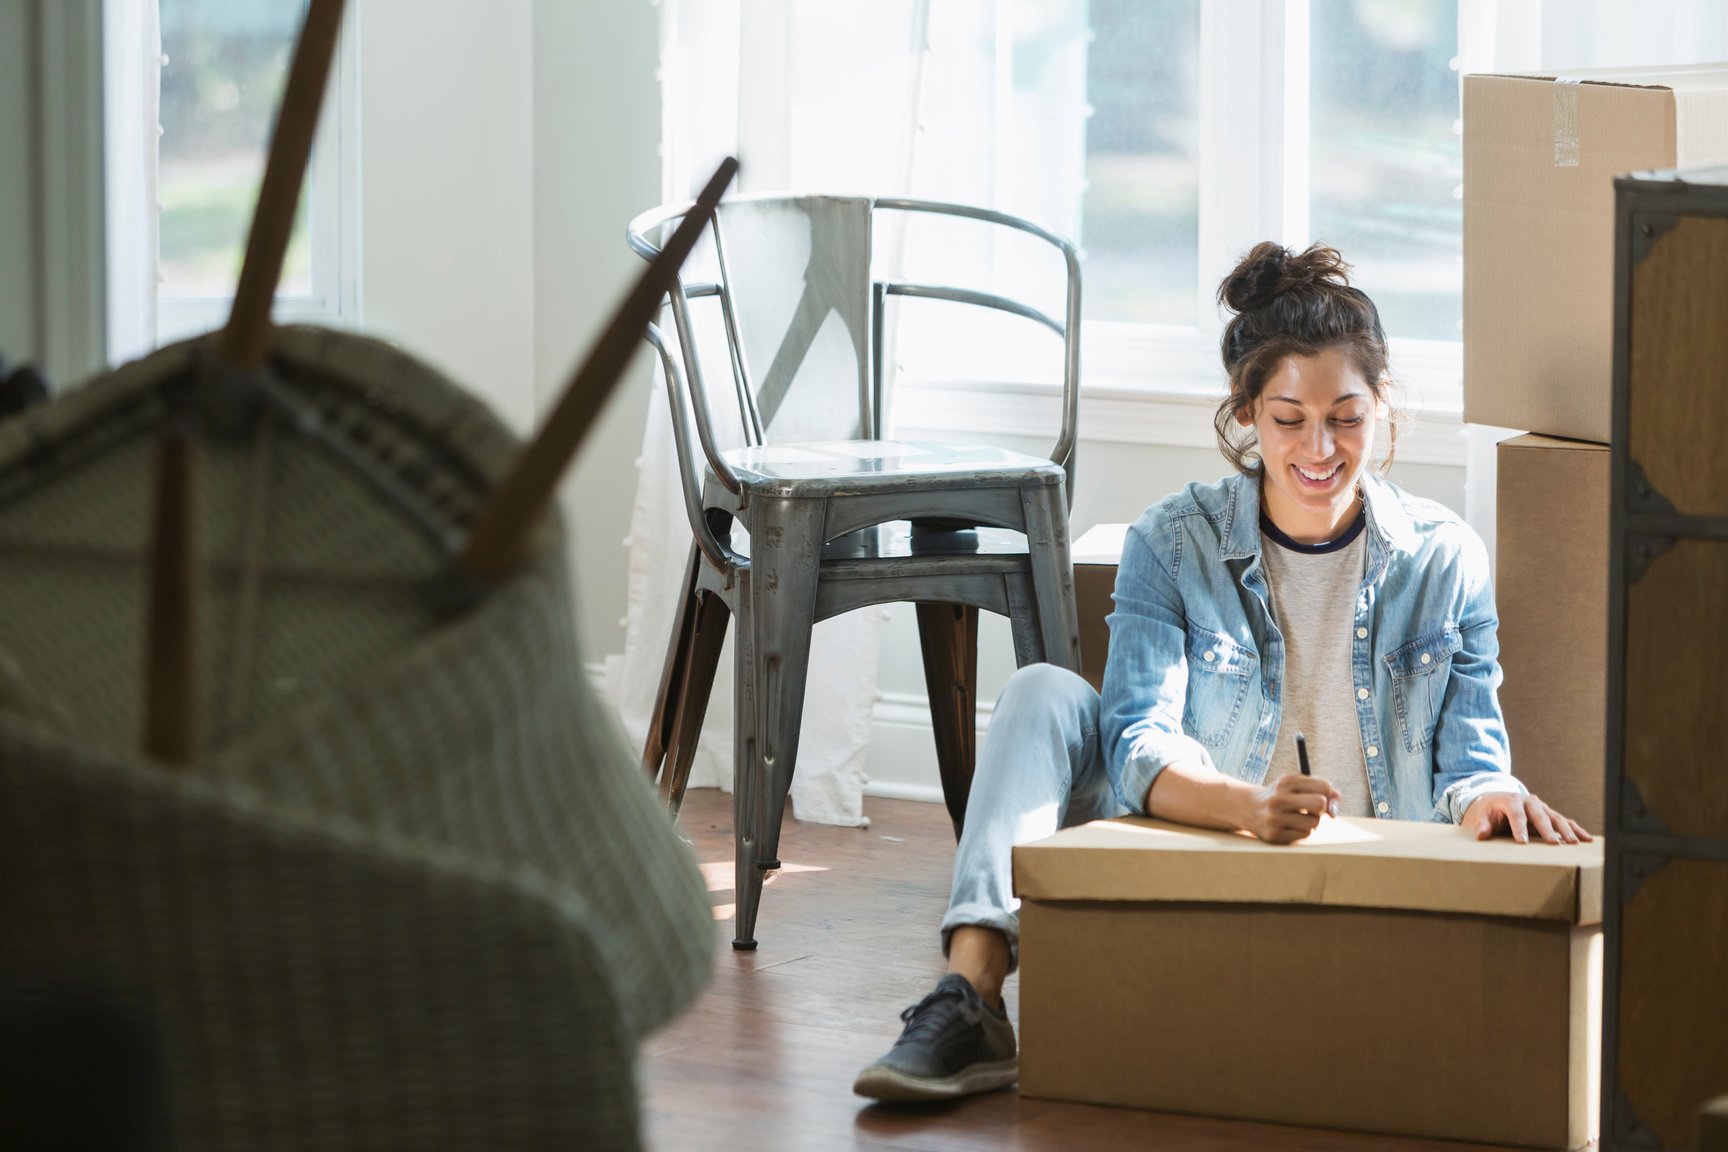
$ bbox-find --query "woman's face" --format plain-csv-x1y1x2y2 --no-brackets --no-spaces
1237,346,1383,543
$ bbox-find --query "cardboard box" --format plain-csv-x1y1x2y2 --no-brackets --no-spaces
1464,66,1728,441
1072,522,1127,691
1015,818,1604,1149
1496,435,1610,831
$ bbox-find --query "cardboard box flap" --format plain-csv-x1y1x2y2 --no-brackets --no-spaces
1014,817,1603,925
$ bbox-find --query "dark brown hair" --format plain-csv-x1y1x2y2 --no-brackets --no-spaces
1213,241,1398,475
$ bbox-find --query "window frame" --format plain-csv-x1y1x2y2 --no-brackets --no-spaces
152,0,363,346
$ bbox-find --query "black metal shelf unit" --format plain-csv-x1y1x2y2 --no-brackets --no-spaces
1602,164,1728,1152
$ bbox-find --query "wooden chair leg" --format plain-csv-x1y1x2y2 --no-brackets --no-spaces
641,545,702,786
662,590,730,819
916,601,978,841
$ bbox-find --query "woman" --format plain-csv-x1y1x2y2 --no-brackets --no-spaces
852,241,1591,1104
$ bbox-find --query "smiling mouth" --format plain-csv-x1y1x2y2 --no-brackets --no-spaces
1294,463,1342,483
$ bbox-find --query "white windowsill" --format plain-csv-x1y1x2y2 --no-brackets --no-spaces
887,311,1467,468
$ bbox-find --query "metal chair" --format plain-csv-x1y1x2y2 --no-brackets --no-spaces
628,194,1083,950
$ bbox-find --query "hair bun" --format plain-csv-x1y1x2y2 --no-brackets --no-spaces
1218,241,1353,313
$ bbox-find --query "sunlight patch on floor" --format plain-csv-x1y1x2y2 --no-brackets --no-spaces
701,860,830,893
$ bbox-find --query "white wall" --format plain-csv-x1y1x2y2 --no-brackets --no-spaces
358,0,538,435
358,0,659,660
529,0,661,662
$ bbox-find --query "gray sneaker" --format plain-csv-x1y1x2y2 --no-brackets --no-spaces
852,973,1018,1102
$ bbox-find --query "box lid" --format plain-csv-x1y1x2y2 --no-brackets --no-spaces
1013,817,1603,925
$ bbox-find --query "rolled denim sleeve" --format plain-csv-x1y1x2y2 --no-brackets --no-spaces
1101,513,1215,815
1430,529,1526,823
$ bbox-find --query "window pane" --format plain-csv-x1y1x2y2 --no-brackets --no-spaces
1309,0,1461,342
1082,0,1201,326
158,0,310,301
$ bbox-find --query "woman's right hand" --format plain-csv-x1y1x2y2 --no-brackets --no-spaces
1242,774,1343,844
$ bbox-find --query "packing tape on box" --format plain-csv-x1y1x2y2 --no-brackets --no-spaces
1553,77,1582,168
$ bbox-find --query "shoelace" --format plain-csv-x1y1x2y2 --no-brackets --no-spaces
897,984,970,1045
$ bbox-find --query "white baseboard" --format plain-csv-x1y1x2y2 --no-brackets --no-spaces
861,691,991,805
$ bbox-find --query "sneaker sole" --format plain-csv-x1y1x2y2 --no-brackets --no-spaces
851,1057,1019,1103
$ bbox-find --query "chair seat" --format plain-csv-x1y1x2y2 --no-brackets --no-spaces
720,439,1063,493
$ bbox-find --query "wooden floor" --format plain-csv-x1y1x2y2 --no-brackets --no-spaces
641,789,1538,1152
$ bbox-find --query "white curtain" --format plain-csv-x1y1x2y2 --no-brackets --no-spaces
615,0,1086,826
103,0,161,365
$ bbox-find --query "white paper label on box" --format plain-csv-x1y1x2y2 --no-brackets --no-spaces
1553,78,1582,167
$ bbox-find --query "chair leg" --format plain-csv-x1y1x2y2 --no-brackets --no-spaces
915,601,978,841
662,590,730,820
641,545,702,787
730,496,824,952
1022,483,1082,672
729,595,761,951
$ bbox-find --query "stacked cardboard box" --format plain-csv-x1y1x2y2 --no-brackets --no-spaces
1465,66,1728,833
1494,435,1610,830
1464,67,1728,440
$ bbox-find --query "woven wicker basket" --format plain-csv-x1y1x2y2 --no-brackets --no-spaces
0,327,713,1150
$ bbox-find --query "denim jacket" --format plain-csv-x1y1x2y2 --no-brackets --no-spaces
1101,471,1525,824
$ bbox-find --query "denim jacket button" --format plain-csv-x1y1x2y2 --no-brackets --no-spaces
1356,627,1368,639
1377,801,1390,814
1366,745,1379,758
1356,687,1370,700
1421,652,1433,665
1203,650,1216,662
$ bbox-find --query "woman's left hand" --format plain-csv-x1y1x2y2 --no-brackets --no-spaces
1462,793,1593,844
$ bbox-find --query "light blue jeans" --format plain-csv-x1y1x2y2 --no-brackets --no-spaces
940,663,1126,971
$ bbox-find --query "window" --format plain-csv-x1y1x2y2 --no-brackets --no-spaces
1076,0,1463,409
656,0,1465,424
1081,0,1201,329
154,0,359,344
1308,0,1461,344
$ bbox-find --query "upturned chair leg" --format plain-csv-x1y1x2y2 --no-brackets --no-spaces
662,590,730,819
915,601,978,840
730,497,824,951
1022,483,1082,672
641,545,702,787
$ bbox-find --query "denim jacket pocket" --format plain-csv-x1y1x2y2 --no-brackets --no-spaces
1384,626,1463,753
1182,624,1258,748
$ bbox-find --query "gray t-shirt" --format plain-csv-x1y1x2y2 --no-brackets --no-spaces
1260,515,1373,817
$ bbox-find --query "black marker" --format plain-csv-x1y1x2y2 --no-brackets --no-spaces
1295,732,1312,777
